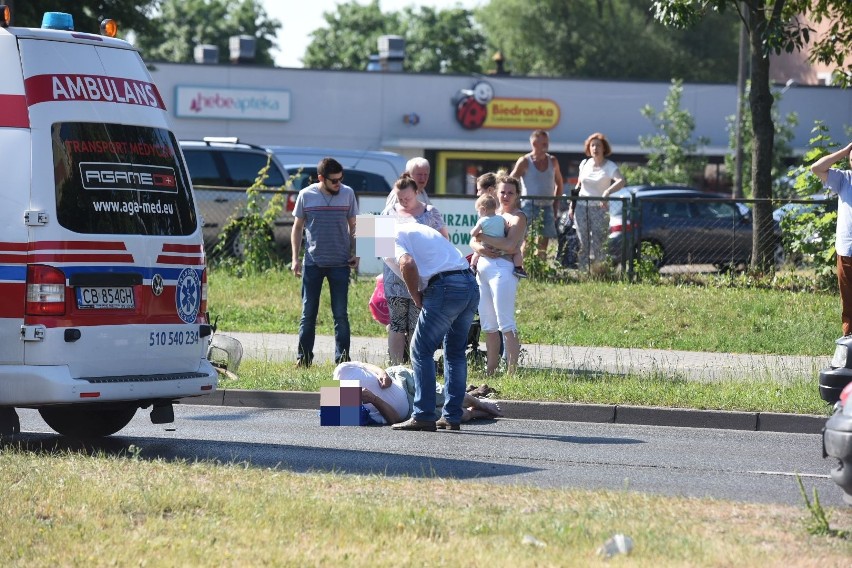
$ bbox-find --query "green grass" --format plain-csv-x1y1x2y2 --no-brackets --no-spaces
208,269,839,356
2,449,850,566
226,360,833,416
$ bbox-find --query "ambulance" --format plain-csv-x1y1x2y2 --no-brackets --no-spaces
0,9,217,437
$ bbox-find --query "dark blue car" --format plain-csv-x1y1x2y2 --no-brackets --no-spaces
607,185,781,268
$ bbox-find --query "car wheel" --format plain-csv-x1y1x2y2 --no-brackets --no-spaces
39,404,137,438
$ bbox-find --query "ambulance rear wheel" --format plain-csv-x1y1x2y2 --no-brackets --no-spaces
39,404,137,438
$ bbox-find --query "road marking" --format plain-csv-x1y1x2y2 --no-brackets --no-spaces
748,471,830,479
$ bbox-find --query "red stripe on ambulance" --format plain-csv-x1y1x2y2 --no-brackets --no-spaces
30,240,128,251
156,255,205,265
0,94,29,128
24,74,166,110
28,253,135,263
162,243,203,253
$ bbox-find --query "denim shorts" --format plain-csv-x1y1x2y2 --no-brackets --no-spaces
521,200,557,238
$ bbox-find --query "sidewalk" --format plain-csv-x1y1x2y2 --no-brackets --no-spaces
221,331,829,382
195,332,832,434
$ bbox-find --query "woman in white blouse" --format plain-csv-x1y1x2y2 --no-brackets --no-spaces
572,132,625,270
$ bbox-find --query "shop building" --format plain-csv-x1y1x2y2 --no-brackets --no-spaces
147,61,851,195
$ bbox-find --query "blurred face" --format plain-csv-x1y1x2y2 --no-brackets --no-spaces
530,134,549,153
476,182,495,197
589,138,605,158
320,172,343,194
497,181,519,211
395,185,418,210
409,165,430,190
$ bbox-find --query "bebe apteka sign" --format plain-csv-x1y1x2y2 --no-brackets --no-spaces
174,86,291,121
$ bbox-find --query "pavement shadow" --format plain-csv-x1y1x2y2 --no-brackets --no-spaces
2,432,541,481
456,426,645,445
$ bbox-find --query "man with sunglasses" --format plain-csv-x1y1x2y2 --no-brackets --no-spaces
291,157,359,367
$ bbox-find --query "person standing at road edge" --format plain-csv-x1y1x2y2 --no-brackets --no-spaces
384,223,479,431
291,157,359,366
812,141,852,336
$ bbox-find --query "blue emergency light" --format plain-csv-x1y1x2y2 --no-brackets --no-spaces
42,12,74,31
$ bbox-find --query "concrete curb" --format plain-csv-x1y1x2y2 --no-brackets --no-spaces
181,390,828,435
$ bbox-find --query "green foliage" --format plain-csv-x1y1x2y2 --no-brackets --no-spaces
796,474,849,538
780,121,848,291
726,84,799,198
622,80,708,186
781,210,837,290
134,0,281,65
522,211,561,281
213,157,289,274
302,1,485,73
477,0,739,82
635,241,663,283
11,0,158,40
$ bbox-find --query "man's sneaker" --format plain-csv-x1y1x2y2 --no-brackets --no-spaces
513,266,529,279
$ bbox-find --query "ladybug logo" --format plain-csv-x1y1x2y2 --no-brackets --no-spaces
452,81,494,130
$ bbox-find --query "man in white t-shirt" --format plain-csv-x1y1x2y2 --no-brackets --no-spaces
812,141,852,335
383,223,479,431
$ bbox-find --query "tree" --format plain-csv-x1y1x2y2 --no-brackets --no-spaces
134,0,281,65
622,80,709,186
652,1,851,271
725,84,798,199
399,6,487,74
10,0,158,41
476,0,740,82
302,1,486,74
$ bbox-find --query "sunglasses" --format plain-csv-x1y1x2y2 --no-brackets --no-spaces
325,175,343,184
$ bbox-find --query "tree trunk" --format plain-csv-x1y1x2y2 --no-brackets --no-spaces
748,12,776,272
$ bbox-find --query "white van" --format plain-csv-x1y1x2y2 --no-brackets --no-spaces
0,10,216,437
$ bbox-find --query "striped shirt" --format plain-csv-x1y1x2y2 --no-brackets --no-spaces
294,183,358,267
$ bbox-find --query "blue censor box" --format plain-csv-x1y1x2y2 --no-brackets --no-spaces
319,379,365,426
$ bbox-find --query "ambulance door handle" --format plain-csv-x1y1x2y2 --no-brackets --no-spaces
214,197,229,203
25,210,49,226
20,325,46,342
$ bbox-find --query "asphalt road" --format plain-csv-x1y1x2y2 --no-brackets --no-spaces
11,405,843,508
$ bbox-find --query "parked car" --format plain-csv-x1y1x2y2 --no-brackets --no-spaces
819,335,852,404
823,380,852,505
607,185,782,268
179,138,405,259
772,192,835,224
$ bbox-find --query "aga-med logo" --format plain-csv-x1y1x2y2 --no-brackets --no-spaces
175,268,200,324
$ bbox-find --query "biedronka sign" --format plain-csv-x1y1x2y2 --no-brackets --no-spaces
452,80,560,131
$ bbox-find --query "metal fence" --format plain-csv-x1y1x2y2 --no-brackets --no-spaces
549,193,834,279
197,185,835,279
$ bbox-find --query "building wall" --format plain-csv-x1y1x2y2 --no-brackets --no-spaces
148,61,851,164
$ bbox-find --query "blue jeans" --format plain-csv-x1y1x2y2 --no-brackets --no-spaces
410,271,479,423
298,264,351,365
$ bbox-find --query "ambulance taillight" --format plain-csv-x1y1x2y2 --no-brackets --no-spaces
0,5,10,28
26,265,66,316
